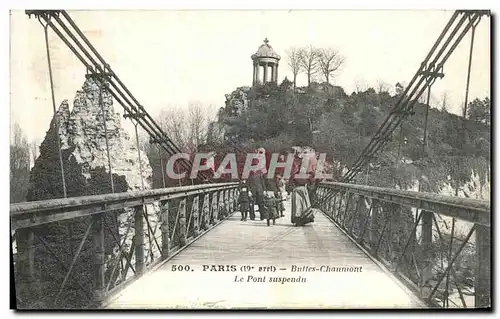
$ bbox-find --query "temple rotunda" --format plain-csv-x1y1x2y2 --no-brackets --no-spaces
251,38,281,86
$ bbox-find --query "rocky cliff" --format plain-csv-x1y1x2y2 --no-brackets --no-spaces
224,86,251,116
25,77,161,308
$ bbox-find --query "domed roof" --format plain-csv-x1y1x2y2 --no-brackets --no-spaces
251,38,281,60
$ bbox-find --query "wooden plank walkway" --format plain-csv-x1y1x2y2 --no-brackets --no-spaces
106,200,426,309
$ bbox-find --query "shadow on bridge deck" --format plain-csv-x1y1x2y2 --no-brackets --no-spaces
105,200,426,309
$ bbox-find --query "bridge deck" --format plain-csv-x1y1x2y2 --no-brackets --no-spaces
106,200,426,309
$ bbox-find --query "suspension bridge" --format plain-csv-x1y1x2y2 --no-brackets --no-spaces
11,10,491,309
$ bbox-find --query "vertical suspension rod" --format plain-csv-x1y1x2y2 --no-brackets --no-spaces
41,19,67,198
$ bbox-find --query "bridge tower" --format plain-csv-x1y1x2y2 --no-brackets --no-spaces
251,38,281,86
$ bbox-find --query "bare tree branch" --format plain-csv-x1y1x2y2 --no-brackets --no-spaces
286,47,302,90
156,103,215,153
298,45,320,87
376,80,390,94
440,91,449,112
354,79,367,93
317,47,345,85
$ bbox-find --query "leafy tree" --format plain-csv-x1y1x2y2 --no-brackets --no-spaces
467,97,490,126
207,77,489,200
359,105,378,136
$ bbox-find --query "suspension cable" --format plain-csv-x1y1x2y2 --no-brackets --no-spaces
40,18,67,198
455,16,481,197
158,146,166,188
26,10,212,183
419,76,438,190
344,11,476,181
97,74,115,193
342,11,487,183
134,122,145,191
133,120,154,262
462,16,480,119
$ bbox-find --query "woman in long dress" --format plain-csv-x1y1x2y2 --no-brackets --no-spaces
291,185,315,226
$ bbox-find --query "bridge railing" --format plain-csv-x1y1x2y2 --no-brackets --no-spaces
315,182,490,308
11,182,239,309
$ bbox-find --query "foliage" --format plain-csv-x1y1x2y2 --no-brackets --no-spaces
211,81,490,196
467,97,490,126
155,103,217,153
10,123,31,203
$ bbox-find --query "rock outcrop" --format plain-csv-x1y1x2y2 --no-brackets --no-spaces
224,86,250,116
25,77,161,308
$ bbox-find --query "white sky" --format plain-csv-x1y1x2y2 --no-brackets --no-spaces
9,9,490,142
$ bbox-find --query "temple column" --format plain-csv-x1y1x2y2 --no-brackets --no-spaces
274,64,279,83
256,64,260,84
253,63,257,86
271,65,275,83
252,64,255,86
263,63,268,83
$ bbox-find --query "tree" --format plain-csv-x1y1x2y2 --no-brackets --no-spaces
440,91,449,112
359,105,378,136
376,80,390,94
157,103,216,153
298,45,320,87
395,82,404,96
317,47,344,85
286,47,302,90
10,123,30,203
467,97,490,126
354,79,367,93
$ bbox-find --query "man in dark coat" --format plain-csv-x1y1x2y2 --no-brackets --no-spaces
238,180,251,221
248,173,266,220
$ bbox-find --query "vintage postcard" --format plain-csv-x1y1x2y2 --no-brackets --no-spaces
9,9,491,310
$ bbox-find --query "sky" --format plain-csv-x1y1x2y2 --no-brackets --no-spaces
9,9,491,142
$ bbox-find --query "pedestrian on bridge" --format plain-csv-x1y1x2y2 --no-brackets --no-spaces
238,180,251,221
263,191,282,226
248,191,256,220
291,185,315,226
275,191,285,217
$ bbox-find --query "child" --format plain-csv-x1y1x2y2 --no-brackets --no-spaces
275,191,285,217
248,190,255,220
263,191,280,226
238,181,250,221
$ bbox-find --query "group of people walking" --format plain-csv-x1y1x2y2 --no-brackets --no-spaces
237,175,316,227
237,180,285,226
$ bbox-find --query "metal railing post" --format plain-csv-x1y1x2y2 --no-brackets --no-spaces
160,201,170,258
420,210,433,297
177,199,187,247
92,214,105,303
475,224,491,307
134,205,145,275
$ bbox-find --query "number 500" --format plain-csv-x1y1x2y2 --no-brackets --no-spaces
171,265,191,271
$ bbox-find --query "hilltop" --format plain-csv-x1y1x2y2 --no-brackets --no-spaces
209,80,490,198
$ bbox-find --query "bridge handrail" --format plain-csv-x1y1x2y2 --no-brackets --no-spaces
316,182,491,308
11,182,238,230
319,182,490,226
12,181,240,309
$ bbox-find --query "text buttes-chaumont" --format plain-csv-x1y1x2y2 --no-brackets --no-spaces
291,265,363,272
